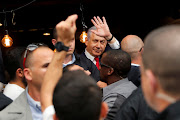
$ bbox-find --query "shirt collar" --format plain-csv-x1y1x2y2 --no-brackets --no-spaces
85,49,95,62
26,87,41,111
63,54,76,68
131,63,140,66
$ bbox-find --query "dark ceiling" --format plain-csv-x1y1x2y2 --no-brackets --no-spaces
0,0,180,51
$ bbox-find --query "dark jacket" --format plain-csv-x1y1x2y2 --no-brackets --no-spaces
128,65,141,87
0,92,12,111
114,87,158,120
74,52,100,82
156,100,180,120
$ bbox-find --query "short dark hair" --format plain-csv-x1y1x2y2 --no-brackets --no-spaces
103,49,131,78
3,47,25,81
53,70,102,120
53,28,57,40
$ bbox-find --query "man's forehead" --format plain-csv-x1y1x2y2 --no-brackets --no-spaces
33,47,54,58
91,33,106,40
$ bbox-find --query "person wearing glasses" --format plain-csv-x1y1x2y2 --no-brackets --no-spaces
121,35,144,87
0,43,54,120
100,49,137,120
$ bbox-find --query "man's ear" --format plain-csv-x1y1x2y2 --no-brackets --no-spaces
100,102,108,119
23,68,32,82
85,38,89,46
145,70,158,95
52,39,57,46
16,68,23,78
107,68,114,76
53,114,59,120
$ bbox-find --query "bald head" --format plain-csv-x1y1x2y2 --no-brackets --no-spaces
121,35,144,52
121,35,144,62
142,25,180,96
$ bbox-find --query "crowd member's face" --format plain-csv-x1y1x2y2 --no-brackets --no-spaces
85,33,107,57
29,47,54,90
99,53,109,83
67,38,75,55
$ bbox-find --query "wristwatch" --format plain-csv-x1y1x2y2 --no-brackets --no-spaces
107,35,114,42
55,42,69,52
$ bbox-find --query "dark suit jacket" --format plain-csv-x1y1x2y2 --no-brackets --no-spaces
114,87,158,120
0,92,12,111
74,52,100,82
128,65,141,87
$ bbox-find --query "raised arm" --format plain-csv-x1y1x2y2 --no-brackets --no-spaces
91,16,120,49
41,14,78,112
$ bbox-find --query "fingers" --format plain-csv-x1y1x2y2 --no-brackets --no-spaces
66,14,78,27
93,16,101,25
91,19,98,27
91,16,106,26
97,16,103,24
102,16,107,25
91,30,98,35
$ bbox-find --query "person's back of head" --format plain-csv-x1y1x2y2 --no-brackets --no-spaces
53,70,103,120
3,47,25,82
142,25,180,97
141,25,180,113
101,49,131,79
121,35,144,63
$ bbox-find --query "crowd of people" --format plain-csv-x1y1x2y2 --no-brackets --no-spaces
0,13,180,120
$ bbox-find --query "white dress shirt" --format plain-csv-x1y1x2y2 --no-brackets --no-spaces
3,83,25,100
43,105,55,120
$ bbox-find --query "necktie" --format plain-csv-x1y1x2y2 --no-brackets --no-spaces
94,57,100,70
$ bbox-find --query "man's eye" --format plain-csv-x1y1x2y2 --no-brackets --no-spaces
43,63,49,68
101,41,105,44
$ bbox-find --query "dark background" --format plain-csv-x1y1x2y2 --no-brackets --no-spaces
0,0,180,53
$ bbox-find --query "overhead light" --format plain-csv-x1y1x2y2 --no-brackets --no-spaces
1,30,13,48
0,23,2,26
29,29,38,31
80,31,87,43
43,32,50,36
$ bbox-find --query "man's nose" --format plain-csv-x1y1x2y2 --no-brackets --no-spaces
96,41,101,48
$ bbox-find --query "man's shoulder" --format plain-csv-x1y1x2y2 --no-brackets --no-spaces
0,92,12,111
0,91,32,120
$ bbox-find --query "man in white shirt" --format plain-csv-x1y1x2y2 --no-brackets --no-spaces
3,47,27,100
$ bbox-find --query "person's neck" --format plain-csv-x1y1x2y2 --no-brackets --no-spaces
155,97,173,113
131,57,141,65
28,85,41,101
155,91,179,113
64,54,73,64
9,78,26,89
107,76,122,85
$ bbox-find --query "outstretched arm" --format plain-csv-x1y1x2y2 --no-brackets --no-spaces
91,16,120,49
41,14,78,112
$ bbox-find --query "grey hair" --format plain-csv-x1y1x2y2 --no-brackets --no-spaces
87,26,97,40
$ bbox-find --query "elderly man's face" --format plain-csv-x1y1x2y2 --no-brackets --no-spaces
85,33,107,57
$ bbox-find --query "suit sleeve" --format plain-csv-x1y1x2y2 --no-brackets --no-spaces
103,93,126,120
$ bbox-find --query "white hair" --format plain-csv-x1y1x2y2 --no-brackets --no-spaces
87,26,97,40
